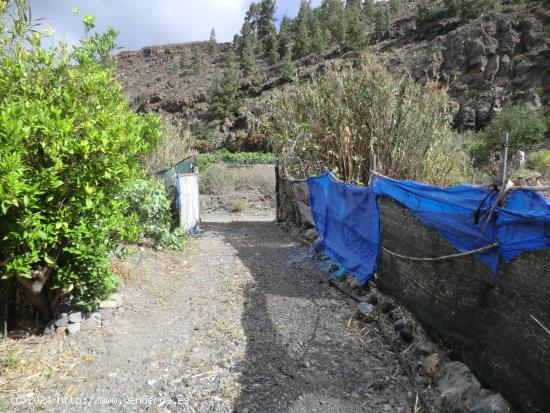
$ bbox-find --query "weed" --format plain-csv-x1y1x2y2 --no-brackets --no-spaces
1,348,20,370
529,150,550,177
230,199,249,213
200,164,235,195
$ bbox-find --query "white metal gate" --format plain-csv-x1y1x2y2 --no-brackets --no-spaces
177,173,200,233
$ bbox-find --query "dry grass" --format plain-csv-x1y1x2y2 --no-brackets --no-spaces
230,198,249,213
142,119,196,174
0,336,82,406
200,163,235,195
231,165,275,195
109,260,134,284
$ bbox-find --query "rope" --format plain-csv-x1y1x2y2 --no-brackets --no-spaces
380,242,499,262
511,186,550,192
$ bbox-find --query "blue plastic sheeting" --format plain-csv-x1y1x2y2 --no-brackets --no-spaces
307,172,550,284
372,176,501,272
307,172,380,284
372,175,550,273
496,189,550,261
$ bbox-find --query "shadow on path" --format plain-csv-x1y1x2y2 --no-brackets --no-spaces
205,221,410,413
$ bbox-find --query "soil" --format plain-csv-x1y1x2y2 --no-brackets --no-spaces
2,217,435,412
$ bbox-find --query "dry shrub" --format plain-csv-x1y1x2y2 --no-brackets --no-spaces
142,119,196,174
230,198,249,213
261,55,471,186
231,165,275,194
200,163,235,195
109,260,133,284
529,149,550,178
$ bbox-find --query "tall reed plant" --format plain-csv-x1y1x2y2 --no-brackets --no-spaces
261,56,471,186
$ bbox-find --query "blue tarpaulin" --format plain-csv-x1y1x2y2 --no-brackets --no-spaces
307,172,550,284
308,172,380,284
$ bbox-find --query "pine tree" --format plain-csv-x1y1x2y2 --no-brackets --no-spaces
294,0,312,59
240,21,256,77
207,67,243,119
208,28,218,56
389,0,401,15
257,0,277,54
344,0,366,50
245,2,261,32
362,0,375,17
335,7,347,45
179,49,188,70
226,46,237,71
374,3,390,37
267,30,279,65
232,34,241,50
278,15,293,59
192,47,202,74
281,47,294,82
345,0,362,11
320,0,345,41
311,15,326,54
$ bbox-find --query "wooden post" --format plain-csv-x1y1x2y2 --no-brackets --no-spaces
275,160,281,222
501,132,510,186
2,281,8,339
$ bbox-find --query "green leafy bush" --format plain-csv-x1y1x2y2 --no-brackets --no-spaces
196,150,275,171
529,150,550,176
192,125,223,153
261,55,469,185
471,106,549,164
0,2,162,319
122,179,186,251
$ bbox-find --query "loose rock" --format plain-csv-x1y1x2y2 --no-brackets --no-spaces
424,353,444,377
99,308,114,321
356,302,377,322
68,312,82,323
394,317,415,342
416,339,437,357
304,228,318,242
43,321,55,335
81,315,101,331
379,298,396,314
54,314,69,328
470,394,511,413
66,323,81,336
100,300,117,309
435,361,483,412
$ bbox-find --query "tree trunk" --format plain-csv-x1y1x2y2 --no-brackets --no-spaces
16,275,53,322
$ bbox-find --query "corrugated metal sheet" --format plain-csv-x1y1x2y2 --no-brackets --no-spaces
161,157,195,188
177,173,200,233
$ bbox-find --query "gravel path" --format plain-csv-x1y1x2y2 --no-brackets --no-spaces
41,220,422,412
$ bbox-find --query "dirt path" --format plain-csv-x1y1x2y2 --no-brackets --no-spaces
29,219,423,412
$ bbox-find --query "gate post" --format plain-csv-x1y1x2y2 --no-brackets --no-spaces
275,161,281,223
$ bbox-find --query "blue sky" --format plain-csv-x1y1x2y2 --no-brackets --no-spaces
29,0,321,51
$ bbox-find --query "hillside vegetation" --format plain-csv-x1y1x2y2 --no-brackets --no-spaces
115,0,549,183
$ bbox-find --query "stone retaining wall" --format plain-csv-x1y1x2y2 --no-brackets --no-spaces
277,177,550,413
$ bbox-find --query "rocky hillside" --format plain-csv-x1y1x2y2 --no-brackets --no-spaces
114,0,549,152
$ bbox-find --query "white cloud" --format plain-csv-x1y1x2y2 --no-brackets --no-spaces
29,0,250,50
